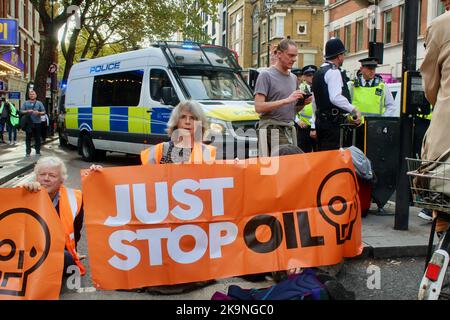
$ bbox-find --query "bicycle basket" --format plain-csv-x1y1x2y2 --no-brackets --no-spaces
406,158,450,213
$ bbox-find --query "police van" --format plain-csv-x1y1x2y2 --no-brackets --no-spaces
60,42,259,161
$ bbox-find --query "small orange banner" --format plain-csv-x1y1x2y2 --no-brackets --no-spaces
82,150,363,290
0,189,65,300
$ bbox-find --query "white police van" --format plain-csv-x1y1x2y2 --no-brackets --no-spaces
60,42,259,161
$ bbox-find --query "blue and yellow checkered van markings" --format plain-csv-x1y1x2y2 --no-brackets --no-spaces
92,107,110,131
110,107,129,132
67,106,168,136
78,108,92,131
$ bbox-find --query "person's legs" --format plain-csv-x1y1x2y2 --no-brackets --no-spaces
25,130,32,155
0,119,5,143
33,123,41,154
316,122,341,151
12,126,17,143
7,123,12,144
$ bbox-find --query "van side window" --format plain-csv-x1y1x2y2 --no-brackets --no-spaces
150,69,174,102
92,70,144,106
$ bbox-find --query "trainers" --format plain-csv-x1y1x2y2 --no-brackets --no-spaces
418,209,433,222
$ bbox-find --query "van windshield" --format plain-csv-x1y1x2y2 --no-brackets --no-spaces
178,69,253,101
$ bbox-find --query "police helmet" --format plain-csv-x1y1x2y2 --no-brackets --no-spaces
324,38,346,59
301,65,318,75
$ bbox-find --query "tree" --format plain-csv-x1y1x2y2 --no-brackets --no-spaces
30,0,84,105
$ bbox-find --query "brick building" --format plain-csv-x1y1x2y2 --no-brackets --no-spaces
0,0,40,107
202,0,325,69
324,0,447,80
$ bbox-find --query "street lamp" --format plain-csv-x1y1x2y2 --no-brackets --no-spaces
264,0,277,67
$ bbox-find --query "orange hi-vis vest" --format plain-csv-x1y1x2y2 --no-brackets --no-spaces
140,142,216,165
59,185,86,276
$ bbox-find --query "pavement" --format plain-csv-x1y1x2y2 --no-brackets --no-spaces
0,131,59,185
0,135,436,260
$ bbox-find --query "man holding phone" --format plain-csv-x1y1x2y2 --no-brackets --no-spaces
254,38,312,156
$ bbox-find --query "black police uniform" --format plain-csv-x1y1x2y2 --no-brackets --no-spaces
312,38,352,151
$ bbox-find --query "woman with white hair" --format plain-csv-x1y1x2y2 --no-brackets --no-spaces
140,100,217,294
21,156,88,277
140,100,216,164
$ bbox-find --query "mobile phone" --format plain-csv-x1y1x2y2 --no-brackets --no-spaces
296,93,312,106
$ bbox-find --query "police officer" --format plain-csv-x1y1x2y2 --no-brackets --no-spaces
291,68,303,86
349,57,397,118
295,65,317,152
312,38,361,151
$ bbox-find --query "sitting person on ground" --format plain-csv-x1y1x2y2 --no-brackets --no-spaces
140,100,216,165
20,156,92,280
140,100,217,294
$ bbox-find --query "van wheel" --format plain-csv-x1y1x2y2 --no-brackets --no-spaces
80,134,96,162
59,132,68,148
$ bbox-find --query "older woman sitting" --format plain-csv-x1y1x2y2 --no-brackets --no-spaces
140,100,216,165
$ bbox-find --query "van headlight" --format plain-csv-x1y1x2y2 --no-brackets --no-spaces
208,119,230,135
210,122,226,134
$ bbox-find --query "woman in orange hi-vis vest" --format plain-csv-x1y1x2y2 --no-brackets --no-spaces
140,100,216,165
140,100,217,294
21,156,87,279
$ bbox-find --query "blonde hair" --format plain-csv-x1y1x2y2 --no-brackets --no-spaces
166,100,209,136
34,156,68,181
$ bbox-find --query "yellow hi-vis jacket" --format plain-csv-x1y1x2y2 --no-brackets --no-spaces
140,142,216,165
352,77,386,117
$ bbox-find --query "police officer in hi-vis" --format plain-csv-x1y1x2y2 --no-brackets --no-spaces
349,57,397,118
312,38,362,151
295,65,318,152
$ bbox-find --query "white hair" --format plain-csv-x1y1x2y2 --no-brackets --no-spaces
34,156,68,181
166,100,209,135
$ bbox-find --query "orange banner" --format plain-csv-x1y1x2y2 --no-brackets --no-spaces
0,189,65,300
82,150,363,290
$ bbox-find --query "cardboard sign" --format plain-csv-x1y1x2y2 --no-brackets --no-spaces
82,150,363,290
0,189,65,300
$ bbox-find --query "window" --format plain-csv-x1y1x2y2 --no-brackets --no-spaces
9,0,15,17
437,1,446,16
149,69,175,103
356,20,364,52
303,53,315,67
384,10,392,44
297,22,308,35
273,16,284,38
230,17,236,42
334,29,341,39
252,8,259,54
235,13,241,41
252,35,258,54
212,21,216,36
92,70,144,106
399,5,405,41
19,0,24,27
178,69,253,101
418,0,422,35
222,10,227,32
344,25,351,53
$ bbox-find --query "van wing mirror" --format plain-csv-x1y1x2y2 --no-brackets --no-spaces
161,87,179,106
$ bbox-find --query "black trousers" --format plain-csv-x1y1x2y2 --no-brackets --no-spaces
316,119,341,151
25,123,41,155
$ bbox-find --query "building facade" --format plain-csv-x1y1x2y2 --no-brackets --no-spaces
324,0,447,80
203,0,325,70
0,0,40,107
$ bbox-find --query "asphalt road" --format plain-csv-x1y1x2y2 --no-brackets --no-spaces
4,140,448,300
